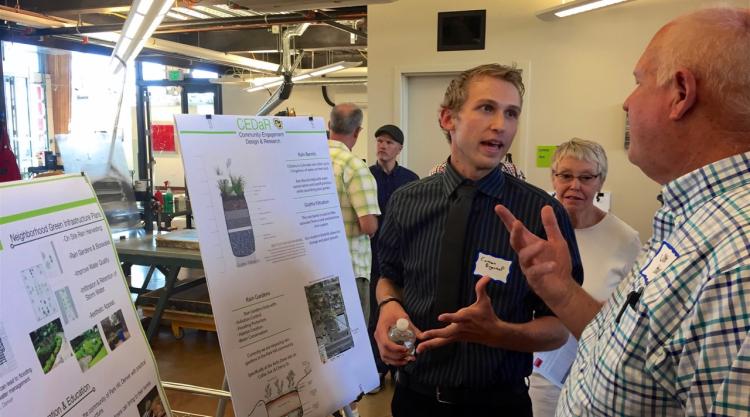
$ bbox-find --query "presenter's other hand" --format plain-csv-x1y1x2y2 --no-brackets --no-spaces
374,301,419,366
495,204,573,308
417,276,500,352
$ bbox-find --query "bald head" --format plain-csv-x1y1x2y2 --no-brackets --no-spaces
651,7,750,131
329,103,363,135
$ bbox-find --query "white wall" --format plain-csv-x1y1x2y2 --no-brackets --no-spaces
366,0,746,238
223,83,371,160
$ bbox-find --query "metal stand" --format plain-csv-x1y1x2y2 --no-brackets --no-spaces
214,375,229,417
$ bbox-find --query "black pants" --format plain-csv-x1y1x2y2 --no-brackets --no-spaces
391,384,533,417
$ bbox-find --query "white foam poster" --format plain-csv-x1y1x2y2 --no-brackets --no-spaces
174,115,378,417
0,174,169,417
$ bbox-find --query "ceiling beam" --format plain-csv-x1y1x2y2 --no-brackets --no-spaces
158,25,365,54
30,8,367,36
16,0,131,15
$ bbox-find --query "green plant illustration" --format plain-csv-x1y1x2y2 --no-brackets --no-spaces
230,174,245,197
216,159,246,198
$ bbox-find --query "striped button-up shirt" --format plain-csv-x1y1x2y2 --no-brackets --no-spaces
379,161,583,388
559,151,750,416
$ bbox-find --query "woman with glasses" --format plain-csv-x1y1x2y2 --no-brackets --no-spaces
529,138,642,417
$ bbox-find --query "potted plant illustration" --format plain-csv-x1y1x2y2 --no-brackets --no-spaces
216,158,256,265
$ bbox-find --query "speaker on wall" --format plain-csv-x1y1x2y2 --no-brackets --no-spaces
437,10,486,51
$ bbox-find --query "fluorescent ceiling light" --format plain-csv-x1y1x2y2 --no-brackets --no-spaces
243,61,361,93
251,76,283,86
124,13,144,39
245,80,284,93
310,64,345,77
136,0,153,15
109,0,173,74
537,0,633,21
157,0,173,16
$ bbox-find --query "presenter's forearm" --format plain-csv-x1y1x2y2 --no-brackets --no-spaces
376,277,403,304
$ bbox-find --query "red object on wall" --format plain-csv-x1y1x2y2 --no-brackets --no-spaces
151,124,176,152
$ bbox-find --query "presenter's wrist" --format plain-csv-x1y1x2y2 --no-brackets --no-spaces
377,296,403,311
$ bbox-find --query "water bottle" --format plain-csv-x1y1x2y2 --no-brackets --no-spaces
388,318,416,355
164,182,174,214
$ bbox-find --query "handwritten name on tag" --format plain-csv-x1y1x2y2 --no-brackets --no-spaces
640,241,679,284
474,252,512,283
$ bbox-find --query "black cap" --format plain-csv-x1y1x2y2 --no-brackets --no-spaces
374,124,404,145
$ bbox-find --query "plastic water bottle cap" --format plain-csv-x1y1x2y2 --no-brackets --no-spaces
396,318,409,331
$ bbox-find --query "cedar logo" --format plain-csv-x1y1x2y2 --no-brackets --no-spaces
236,118,272,131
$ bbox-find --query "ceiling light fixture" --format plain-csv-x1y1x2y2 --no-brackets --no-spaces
109,0,173,74
537,0,633,21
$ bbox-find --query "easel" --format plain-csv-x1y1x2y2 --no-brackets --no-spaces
166,376,355,417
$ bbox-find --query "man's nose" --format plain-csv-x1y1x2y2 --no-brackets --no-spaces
491,113,505,131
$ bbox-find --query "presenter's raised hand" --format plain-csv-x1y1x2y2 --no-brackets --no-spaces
417,276,501,352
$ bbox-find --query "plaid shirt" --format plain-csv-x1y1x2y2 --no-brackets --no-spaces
328,140,380,279
559,151,750,416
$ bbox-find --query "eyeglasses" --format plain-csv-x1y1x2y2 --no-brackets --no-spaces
553,172,601,184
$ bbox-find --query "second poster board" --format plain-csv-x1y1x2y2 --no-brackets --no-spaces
175,114,378,417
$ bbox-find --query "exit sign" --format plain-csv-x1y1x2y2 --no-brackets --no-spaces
167,70,184,81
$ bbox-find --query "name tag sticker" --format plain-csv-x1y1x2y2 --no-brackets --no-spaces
640,241,679,284
474,252,512,283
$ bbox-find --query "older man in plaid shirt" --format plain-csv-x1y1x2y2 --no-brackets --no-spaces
428,7,750,416
328,102,381,322
328,102,380,417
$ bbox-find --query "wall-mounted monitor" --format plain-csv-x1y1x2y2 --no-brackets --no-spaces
437,10,486,51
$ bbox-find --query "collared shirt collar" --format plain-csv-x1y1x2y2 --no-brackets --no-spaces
441,157,505,199
328,139,350,152
374,160,400,175
661,151,750,219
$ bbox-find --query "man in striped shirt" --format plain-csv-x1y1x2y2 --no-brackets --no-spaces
497,7,750,416
374,64,583,416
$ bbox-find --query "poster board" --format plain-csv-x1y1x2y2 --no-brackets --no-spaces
0,174,169,417
174,115,378,417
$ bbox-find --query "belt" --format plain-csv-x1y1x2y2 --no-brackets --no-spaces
395,371,528,405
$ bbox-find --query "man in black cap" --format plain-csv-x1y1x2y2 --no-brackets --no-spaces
367,124,419,392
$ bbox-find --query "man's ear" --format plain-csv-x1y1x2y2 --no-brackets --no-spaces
354,126,362,138
439,107,455,132
669,68,697,120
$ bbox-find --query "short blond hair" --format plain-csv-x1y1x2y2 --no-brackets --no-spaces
439,63,525,141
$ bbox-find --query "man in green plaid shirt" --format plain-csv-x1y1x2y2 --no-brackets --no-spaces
328,103,381,324
464,7,750,416
328,102,380,417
